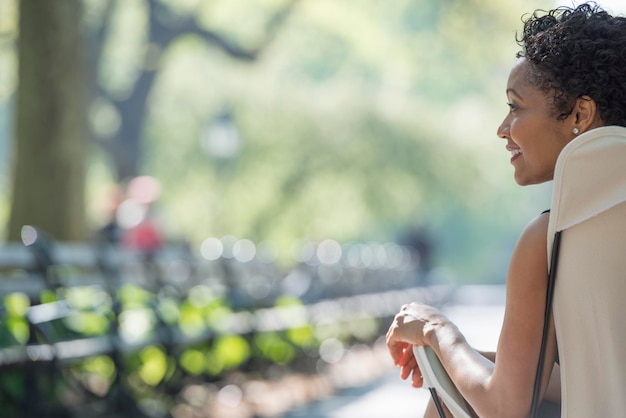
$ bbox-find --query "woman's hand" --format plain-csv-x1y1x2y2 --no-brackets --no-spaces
386,303,445,387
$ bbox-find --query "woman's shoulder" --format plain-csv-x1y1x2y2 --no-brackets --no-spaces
517,211,550,253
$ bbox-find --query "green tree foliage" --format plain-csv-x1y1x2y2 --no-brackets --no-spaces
138,0,550,280
86,0,301,180
1,0,557,281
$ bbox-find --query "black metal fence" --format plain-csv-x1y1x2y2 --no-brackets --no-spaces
0,227,449,418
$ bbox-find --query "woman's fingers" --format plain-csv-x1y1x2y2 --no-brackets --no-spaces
398,354,424,388
400,351,418,379
387,338,408,365
399,343,416,366
411,367,424,388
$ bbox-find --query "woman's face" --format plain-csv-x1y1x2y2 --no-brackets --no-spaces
497,58,574,186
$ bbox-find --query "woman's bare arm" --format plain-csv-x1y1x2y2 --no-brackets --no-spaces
387,212,557,418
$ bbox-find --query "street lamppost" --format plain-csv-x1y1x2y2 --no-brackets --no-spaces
201,107,241,160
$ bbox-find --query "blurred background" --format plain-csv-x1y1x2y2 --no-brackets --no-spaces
0,0,623,279
0,0,624,417
1,0,566,282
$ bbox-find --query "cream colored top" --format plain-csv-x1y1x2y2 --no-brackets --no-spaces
547,126,626,417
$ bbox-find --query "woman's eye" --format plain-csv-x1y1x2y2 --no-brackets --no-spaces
507,102,518,113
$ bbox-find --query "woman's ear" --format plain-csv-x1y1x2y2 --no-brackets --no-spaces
572,95,602,132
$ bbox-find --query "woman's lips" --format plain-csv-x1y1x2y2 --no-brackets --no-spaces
507,145,522,163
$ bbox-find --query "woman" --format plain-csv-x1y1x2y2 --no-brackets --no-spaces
386,4,626,417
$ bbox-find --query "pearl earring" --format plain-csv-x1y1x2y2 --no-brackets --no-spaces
573,127,580,135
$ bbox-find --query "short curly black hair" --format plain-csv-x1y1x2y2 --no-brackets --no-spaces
516,2,626,126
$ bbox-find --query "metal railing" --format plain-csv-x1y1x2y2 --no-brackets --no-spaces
0,228,446,418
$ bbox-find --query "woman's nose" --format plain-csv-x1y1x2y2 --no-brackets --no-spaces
497,116,510,139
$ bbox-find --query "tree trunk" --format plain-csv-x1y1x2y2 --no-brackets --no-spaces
7,0,87,242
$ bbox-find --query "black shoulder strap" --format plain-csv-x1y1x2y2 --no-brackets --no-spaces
530,230,562,417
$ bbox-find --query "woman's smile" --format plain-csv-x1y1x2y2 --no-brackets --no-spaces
507,143,522,163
